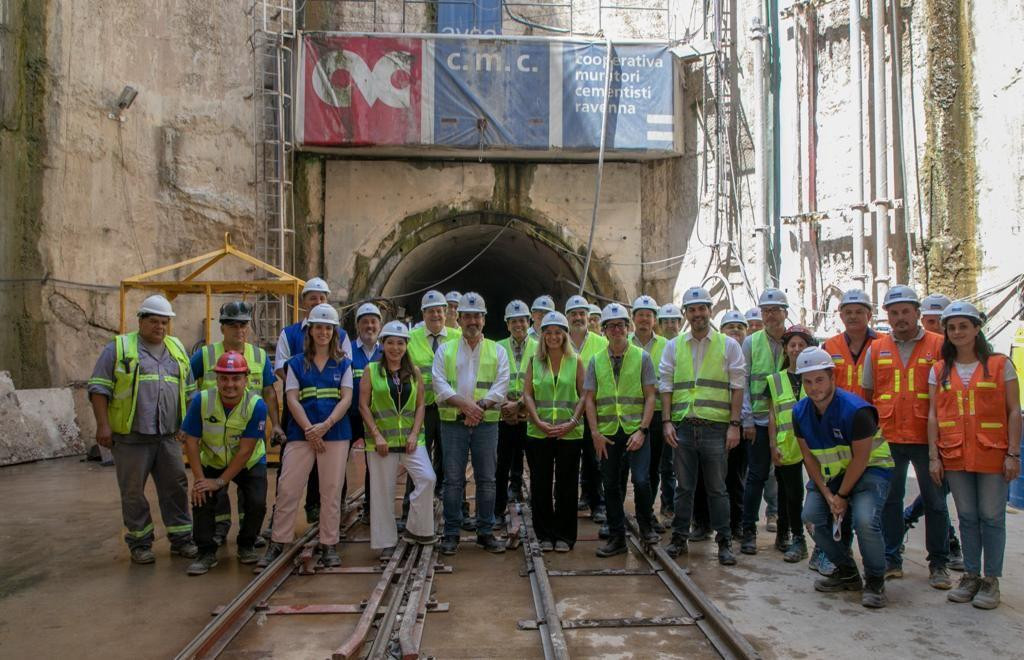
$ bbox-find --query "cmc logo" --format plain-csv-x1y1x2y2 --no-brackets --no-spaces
312,50,413,109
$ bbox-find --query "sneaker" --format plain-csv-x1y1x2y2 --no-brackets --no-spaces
254,536,267,548
171,542,199,559
766,514,778,533
596,536,627,558
439,535,459,556
948,574,983,603
652,516,666,534
539,540,554,552
319,544,341,567
379,546,396,561
948,536,965,572
494,514,506,527
740,529,757,555
885,562,903,580
929,566,953,590
641,528,661,544
260,527,272,540
808,546,822,572
660,504,674,517
403,530,437,545
783,537,808,563
861,576,887,608
186,554,218,576
237,546,259,565
306,507,320,524
476,534,506,554
972,577,1000,610
554,541,571,553
130,546,155,564
717,540,737,566
212,534,226,548
578,497,589,512
598,523,610,540
773,531,792,553
257,542,284,568
461,517,478,532
666,535,689,558
815,567,863,592
591,506,608,524
817,551,837,576
689,524,711,542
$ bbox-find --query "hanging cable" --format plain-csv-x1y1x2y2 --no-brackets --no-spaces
578,38,614,296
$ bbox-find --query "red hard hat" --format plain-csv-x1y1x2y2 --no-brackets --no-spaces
782,324,816,345
214,351,249,374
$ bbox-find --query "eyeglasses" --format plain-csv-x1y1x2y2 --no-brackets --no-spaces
604,322,628,331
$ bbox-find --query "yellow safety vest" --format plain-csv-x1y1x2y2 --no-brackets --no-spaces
407,326,459,406
766,370,805,466
198,389,265,469
670,332,732,423
749,330,784,415
437,339,501,423
198,342,266,392
593,344,645,436
527,354,582,440
366,364,425,450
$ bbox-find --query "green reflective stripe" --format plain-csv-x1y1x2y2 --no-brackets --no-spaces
777,422,794,432
127,522,155,538
299,388,339,400
353,368,364,378
375,409,399,419
692,399,731,410
778,401,795,412
137,374,161,382
476,380,494,389
165,523,193,534
813,446,853,464
672,381,696,390
594,397,617,406
533,400,576,408
671,332,731,423
88,377,115,387
215,514,232,523
695,378,729,390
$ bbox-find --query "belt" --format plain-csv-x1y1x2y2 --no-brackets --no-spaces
681,417,726,427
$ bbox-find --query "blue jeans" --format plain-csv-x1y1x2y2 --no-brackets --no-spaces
600,430,654,538
671,421,731,541
440,421,499,537
740,424,772,530
803,470,890,579
882,443,949,568
945,470,1008,577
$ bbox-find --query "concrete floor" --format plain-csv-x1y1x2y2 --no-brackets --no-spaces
1,456,1022,659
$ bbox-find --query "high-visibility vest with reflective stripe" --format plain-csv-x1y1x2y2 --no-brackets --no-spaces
199,389,265,469
749,330,784,415
870,331,942,444
498,336,537,400
933,356,1011,474
95,332,193,435
198,342,267,392
527,353,582,440
823,332,879,400
766,370,805,466
670,332,732,423
575,331,609,374
593,344,645,436
437,339,501,423
285,354,352,441
793,388,894,479
366,364,425,450
408,326,459,406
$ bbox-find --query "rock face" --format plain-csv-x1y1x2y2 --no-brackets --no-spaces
0,371,82,466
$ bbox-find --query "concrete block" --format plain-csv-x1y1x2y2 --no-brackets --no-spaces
0,371,83,466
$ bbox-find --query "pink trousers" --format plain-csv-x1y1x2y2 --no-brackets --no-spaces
271,440,349,546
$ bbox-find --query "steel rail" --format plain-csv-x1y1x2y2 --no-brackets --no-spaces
398,544,436,659
517,500,570,660
361,544,421,659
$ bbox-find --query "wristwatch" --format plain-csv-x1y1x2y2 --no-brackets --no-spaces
729,420,741,427
214,478,226,489
639,426,649,434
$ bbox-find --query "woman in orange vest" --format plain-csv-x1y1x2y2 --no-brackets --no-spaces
928,300,1021,610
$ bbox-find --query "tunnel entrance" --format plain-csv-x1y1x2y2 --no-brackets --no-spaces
375,213,609,329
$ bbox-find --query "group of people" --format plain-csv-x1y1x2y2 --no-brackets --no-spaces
88,276,1021,611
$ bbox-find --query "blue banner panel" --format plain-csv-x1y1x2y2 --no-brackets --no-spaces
437,0,502,36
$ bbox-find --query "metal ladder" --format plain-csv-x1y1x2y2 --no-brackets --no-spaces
712,0,735,242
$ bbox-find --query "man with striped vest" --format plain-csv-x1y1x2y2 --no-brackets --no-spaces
822,289,878,400
631,295,670,532
494,300,538,524
794,347,895,608
432,292,510,555
862,284,952,588
660,287,746,565
88,295,197,564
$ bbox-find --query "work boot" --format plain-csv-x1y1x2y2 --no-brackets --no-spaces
171,541,199,559
641,528,661,545
319,544,341,567
948,574,983,603
306,506,320,524
717,539,737,566
379,546,396,562
660,504,674,517
740,528,757,555
598,523,610,539
972,577,1000,610
439,535,460,556
212,534,226,548
596,536,627,558
186,554,219,576
130,546,155,564
783,537,808,563
766,514,778,533
815,566,863,592
948,535,965,572
861,576,887,608
652,516,666,534
257,542,284,568
476,534,506,554
539,540,554,552
773,530,792,552
929,566,953,590
689,524,711,542
591,505,607,524
885,562,903,580
666,535,689,558
237,546,259,565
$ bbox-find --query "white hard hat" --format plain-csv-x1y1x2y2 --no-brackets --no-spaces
421,290,448,310
719,310,747,327
632,295,659,314
564,294,590,313
356,302,382,320
794,347,836,375
301,277,331,296
600,303,630,326
681,286,713,308
307,303,339,326
921,293,953,317
459,291,487,314
883,284,920,309
589,304,602,316
758,288,789,308
137,294,175,318
504,299,530,321
657,303,683,321
744,307,763,322
445,291,462,303
541,311,570,331
839,289,873,310
531,295,556,312
940,300,983,325
379,320,411,340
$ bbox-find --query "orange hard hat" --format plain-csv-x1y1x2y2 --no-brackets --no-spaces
214,351,249,374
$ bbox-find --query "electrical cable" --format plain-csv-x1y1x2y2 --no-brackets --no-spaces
577,38,614,296
0,276,120,291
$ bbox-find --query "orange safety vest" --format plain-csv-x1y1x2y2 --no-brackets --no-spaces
870,331,943,443
823,332,881,399
933,356,1011,474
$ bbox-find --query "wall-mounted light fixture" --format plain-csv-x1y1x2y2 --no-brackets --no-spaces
108,86,138,122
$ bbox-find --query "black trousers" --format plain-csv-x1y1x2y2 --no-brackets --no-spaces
194,463,267,555
495,421,527,517
648,412,665,512
775,461,805,539
579,421,605,510
693,440,747,530
600,431,654,538
526,439,583,547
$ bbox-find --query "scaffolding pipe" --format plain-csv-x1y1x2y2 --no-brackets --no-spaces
751,13,769,291
870,0,891,299
849,0,866,287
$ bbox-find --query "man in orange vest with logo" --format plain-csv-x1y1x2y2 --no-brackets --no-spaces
862,284,952,589
823,289,879,399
